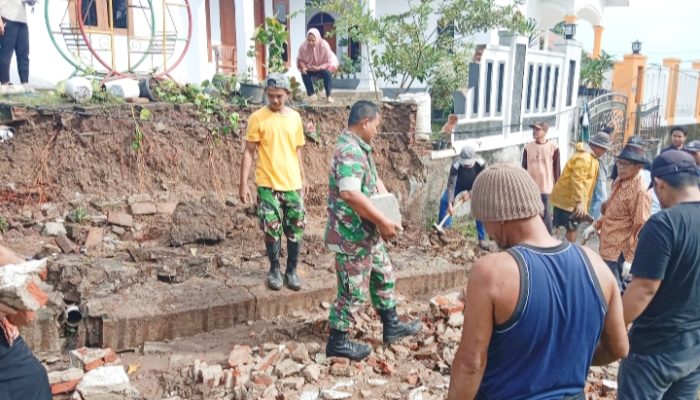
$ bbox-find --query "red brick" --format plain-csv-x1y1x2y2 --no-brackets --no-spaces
254,349,282,373
330,356,350,366
51,379,81,395
70,347,120,372
252,373,273,386
228,345,253,368
48,368,84,395
25,282,48,307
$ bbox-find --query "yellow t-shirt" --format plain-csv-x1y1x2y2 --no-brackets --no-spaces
245,107,305,191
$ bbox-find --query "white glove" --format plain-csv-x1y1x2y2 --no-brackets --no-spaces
622,261,632,278
583,225,596,240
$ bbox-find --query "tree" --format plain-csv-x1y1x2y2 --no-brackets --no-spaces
580,50,615,89
312,0,526,106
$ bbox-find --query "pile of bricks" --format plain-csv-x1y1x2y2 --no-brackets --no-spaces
47,347,137,399
174,294,468,400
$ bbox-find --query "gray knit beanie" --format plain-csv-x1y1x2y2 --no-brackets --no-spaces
471,163,544,222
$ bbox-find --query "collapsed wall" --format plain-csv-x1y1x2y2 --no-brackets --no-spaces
0,101,474,353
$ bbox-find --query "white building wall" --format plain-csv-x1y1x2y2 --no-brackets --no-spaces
674,68,699,126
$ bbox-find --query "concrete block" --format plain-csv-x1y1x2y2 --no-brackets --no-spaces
127,194,152,204
369,193,402,226
197,363,223,388
75,366,130,398
43,222,67,237
48,368,84,395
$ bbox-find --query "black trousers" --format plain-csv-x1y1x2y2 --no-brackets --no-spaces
0,334,51,400
0,18,30,84
541,193,553,234
301,69,332,97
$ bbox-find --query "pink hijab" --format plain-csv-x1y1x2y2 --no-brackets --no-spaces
297,28,338,72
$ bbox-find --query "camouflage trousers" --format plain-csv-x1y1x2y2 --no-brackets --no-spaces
329,243,397,332
256,187,306,244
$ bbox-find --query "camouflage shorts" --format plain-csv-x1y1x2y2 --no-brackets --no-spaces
256,187,306,243
329,243,397,332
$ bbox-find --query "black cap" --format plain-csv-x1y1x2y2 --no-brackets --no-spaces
651,150,699,179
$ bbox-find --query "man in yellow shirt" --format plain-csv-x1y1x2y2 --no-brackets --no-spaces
239,73,306,291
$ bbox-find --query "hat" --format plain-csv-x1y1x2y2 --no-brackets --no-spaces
616,143,648,164
651,150,698,179
588,131,612,151
265,73,290,91
626,135,645,149
684,140,700,153
529,121,549,132
458,146,477,166
471,163,544,222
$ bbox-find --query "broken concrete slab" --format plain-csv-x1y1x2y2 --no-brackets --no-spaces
155,202,178,215
55,234,77,254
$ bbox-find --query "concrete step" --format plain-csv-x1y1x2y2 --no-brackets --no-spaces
86,254,466,350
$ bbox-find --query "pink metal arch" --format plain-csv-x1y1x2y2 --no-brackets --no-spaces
75,0,193,79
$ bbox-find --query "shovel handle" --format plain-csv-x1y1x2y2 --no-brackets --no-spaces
437,195,467,229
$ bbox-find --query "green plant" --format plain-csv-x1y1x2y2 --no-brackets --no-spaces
580,50,615,89
0,216,8,233
154,80,189,103
248,16,289,74
89,80,123,104
313,79,325,95
211,74,238,96
131,107,151,151
193,93,240,137
289,76,304,102
239,67,256,85
336,54,360,79
70,207,88,223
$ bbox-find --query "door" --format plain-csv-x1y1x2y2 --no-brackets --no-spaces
218,0,237,73
254,0,266,79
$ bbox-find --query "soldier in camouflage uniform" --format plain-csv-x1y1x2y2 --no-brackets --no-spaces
324,100,422,361
239,73,306,291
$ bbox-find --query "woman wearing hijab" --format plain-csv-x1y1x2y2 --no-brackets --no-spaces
297,28,338,103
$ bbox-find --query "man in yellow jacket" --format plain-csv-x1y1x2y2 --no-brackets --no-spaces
550,131,611,242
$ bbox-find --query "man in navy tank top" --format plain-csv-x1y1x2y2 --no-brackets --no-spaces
447,164,628,400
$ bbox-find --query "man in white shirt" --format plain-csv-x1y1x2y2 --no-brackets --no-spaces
0,0,30,85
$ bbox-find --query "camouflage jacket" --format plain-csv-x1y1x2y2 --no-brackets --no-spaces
325,130,379,255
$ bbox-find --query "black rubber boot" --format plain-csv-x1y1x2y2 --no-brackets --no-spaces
284,240,302,291
379,307,422,344
325,329,372,361
265,241,283,290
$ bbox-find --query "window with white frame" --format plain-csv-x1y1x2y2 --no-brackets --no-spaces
552,66,559,109
535,65,542,111
544,65,551,111
485,61,494,116
497,62,505,115
526,64,534,112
